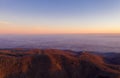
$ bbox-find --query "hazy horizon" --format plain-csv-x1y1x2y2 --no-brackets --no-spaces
0,34,120,53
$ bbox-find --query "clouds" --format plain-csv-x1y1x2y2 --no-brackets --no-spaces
0,21,10,25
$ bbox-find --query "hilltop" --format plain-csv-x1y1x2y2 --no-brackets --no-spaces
0,49,120,78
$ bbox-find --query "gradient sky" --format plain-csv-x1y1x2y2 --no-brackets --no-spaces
0,0,120,34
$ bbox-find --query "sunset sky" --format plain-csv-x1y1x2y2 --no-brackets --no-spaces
0,0,120,34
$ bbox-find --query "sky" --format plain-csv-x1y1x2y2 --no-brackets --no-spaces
0,0,120,34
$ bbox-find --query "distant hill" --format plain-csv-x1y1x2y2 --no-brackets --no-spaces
0,49,120,78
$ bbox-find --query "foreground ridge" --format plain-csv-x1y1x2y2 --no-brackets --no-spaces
0,49,120,78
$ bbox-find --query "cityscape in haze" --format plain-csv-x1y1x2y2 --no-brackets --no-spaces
0,0,120,78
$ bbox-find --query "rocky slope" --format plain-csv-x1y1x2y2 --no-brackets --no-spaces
0,49,120,78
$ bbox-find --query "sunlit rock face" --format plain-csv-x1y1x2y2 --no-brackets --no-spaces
0,49,120,78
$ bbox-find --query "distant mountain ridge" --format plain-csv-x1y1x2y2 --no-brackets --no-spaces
0,49,120,78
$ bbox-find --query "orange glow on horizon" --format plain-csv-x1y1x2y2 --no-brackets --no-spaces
0,21,120,35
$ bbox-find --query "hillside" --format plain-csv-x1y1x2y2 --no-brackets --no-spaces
0,49,120,78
